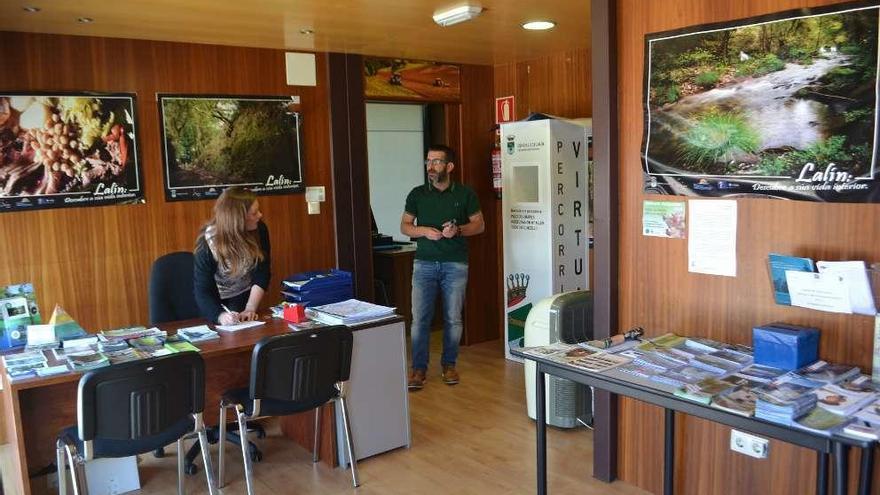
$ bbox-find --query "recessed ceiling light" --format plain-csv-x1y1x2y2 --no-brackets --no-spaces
522,20,556,31
22,6,41,13
299,28,314,35
77,17,94,23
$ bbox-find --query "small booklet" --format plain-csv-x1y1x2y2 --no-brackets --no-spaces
674,377,739,404
794,360,860,384
711,387,758,416
767,253,815,305
177,325,220,342
794,407,850,436
566,353,631,372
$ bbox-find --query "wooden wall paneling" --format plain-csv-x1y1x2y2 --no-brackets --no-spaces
0,32,336,331
327,53,374,301
615,1,880,493
493,48,593,120
457,64,501,346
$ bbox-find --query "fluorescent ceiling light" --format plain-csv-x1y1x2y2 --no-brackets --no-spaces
522,20,556,31
433,4,483,27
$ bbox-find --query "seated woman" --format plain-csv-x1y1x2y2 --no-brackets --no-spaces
194,187,271,325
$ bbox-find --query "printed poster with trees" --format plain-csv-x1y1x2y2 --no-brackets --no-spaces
642,1,880,202
158,95,304,201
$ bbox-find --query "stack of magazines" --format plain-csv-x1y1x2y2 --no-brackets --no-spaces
2,351,50,379
307,299,396,325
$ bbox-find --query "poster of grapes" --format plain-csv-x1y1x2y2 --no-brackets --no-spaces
158,95,304,201
642,2,880,202
0,93,144,212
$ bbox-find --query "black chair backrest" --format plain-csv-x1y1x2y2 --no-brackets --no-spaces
249,325,353,405
149,251,200,325
77,352,205,442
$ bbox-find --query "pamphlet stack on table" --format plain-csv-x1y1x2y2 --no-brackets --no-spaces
306,299,396,326
520,332,880,440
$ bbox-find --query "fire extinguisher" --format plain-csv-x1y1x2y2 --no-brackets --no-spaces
491,126,502,199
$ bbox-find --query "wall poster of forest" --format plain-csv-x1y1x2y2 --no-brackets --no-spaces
0,93,144,212
642,1,880,202
158,95,304,201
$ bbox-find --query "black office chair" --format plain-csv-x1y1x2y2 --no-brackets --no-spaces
148,251,264,474
55,353,216,495
218,326,360,495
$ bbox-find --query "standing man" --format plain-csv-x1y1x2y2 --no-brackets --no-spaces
401,144,484,390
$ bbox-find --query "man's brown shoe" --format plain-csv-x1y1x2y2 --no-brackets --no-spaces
441,365,460,385
408,368,426,390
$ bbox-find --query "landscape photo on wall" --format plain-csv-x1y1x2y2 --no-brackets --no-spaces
642,1,880,202
0,93,144,212
158,95,304,201
364,58,461,102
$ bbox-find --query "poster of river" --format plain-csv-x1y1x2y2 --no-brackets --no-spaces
0,93,144,212
158,95,304,201
642,2,880,202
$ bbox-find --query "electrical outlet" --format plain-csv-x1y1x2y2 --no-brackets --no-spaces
730,429,769,459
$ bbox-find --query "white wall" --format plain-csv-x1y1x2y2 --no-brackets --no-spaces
366,103,425,241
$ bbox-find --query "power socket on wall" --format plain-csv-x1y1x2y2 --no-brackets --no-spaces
730,429,769,459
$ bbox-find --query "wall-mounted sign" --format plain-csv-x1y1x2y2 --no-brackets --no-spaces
158,95,304,201
364,58,460,102
496,96,515,124
0,92,144,212
642,1,880,202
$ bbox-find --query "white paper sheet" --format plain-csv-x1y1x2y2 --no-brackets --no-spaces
26,324,56,346
687,200,737,277
816,260,877,316
786,271,853,314
215,320,266,332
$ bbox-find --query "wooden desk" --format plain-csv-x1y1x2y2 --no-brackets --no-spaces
373,245,416,326
0,316,407,495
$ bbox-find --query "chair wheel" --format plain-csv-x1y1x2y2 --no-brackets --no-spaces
256,430,266,439
153,447,165,458
185,464,199,475
250,450,262,462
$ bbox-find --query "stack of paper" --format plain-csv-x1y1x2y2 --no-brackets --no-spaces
307,299,396,325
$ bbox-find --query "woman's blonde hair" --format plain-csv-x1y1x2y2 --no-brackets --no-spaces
199,187,264,277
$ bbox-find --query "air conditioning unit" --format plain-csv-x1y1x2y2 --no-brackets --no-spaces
524,291,593,428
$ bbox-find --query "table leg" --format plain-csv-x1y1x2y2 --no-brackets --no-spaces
817,451,828,495
664,408,674,495
858,445,874,495
537,367,547,495
833,442,848,495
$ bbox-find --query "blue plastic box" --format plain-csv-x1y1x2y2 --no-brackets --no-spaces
752,323,819,371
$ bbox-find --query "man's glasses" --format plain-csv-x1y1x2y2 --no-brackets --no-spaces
424,159,449,166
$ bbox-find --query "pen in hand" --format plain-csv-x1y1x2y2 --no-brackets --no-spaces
221,304,240,323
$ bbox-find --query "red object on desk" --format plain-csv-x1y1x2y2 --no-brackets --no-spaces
283,304,307,323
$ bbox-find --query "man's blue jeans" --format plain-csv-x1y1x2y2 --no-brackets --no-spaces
410,260,469,371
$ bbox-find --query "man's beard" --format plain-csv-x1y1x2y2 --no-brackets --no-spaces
430,170,448,184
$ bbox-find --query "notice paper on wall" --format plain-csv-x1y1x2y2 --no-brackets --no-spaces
687,200,737,277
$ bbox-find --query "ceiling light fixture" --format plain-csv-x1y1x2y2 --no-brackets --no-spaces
433,4,483,27
299,28,314,35
522,20,556,31
22,6,41,13
77,17,94,23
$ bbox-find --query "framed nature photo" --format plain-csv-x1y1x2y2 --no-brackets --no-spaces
642,1,880,203
158,95,304,201
0,92,144,212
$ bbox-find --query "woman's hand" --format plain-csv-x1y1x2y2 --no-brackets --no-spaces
239,309,259,322
218,311,240,325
